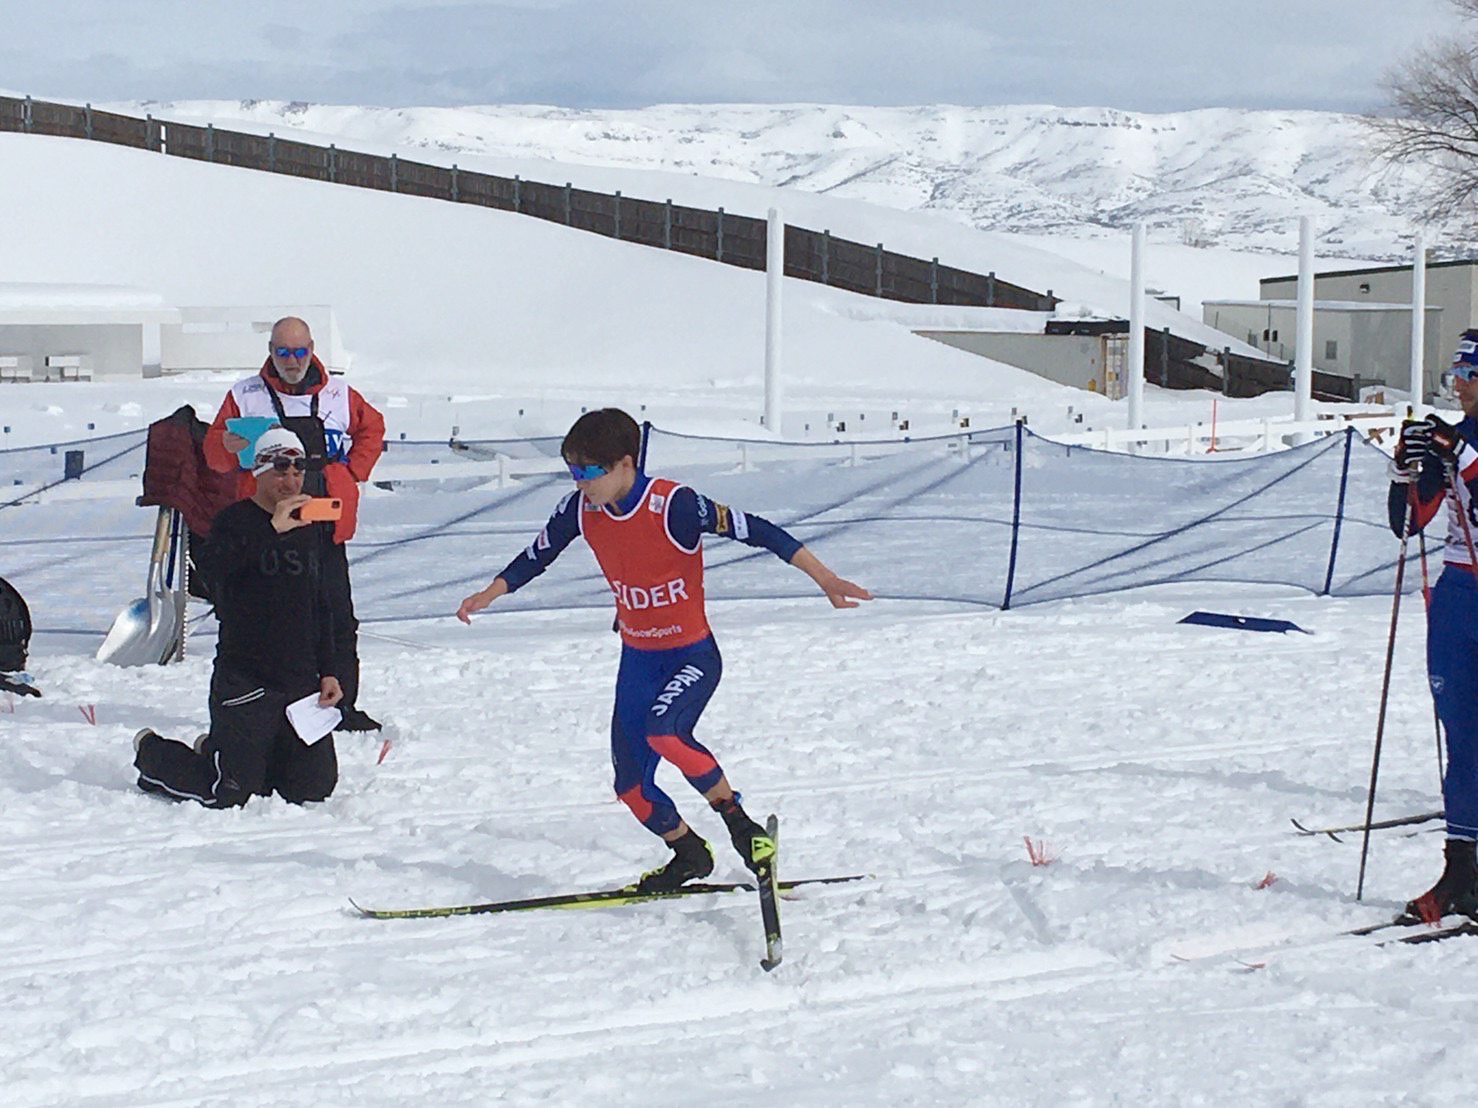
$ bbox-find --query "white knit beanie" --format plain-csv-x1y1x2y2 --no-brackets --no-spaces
251,426,307,475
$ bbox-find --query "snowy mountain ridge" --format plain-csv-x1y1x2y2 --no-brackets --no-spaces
122,98,1471,261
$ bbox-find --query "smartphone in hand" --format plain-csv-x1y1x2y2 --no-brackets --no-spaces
291,497,343,522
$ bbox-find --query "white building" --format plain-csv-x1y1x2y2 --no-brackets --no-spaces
160,305,348,375
917,330,1121,395
0,288,349,382
1257,259,1478,400
1202,299,1445,398
0,283,180,382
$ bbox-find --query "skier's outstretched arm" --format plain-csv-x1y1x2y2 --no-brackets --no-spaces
789,547,872,609
457,576,509,623
457,492,580,623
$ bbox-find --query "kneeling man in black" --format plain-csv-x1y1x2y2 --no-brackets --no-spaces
133,426,343,806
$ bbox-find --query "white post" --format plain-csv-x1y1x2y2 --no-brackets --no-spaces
1410,230,1427,417
1127,223,1146,444
764,207,784,437
1293,216,1315,444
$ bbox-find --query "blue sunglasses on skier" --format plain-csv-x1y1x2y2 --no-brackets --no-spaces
1441,333,1478,390
566,461,610,481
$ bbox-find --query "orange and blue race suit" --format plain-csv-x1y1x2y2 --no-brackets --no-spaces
496,473,801,834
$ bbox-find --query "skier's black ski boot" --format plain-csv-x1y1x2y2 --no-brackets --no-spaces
336,707,383,732
1401,838,1478,924
713,795,775,875
634,828,714,893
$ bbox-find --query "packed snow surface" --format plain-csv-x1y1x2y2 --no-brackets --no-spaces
2,583,1467,1105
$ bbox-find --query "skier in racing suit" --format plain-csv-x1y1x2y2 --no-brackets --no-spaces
1389,328,1478,923
457,408,871,892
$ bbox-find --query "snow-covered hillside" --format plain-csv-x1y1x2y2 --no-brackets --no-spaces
0,130,1311,450
125,99,1472,259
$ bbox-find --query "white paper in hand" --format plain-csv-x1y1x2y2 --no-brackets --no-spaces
285,692,341,745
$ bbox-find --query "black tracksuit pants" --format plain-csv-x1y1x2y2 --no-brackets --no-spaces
134,664,338,807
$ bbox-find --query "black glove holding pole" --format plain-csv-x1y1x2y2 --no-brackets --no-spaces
1424,414,1462,464
1389,415,1465,536
1394,420,1427,473
1397,414,1462,472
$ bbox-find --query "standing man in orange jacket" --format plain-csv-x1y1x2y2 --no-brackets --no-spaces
203,316,386,731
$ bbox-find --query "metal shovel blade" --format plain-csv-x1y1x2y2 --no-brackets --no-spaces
97,507,182,667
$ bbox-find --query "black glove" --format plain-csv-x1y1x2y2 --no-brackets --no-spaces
1425,414,1462,463
1397,415,1462,470
1395,419,1431,473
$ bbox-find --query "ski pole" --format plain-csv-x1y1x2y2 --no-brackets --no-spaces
1357,483,1415,900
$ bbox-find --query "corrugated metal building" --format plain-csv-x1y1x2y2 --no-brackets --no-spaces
1256,259,1478,400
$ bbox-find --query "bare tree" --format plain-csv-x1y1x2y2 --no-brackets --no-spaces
1364,0,1478,221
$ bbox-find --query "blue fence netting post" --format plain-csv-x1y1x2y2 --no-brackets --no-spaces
1321,427,1355,595
1002,420,1025,609
638,421,651,472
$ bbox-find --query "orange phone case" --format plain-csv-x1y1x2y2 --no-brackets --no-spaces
295,498,343,522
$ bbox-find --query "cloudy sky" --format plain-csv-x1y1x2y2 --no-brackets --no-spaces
0,0,1462,113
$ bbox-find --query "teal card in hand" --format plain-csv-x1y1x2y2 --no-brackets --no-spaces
225,416,281,468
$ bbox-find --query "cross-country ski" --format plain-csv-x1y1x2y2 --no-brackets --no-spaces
1290,809,1445,840
1171,912,1478,969
755,813,783,970
349,872,864,920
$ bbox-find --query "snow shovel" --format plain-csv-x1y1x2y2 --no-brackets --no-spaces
96,507,185,666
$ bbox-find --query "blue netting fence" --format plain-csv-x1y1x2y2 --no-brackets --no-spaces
0,422,1408,650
